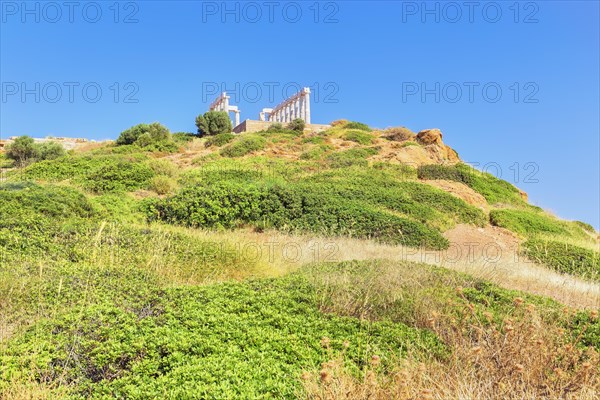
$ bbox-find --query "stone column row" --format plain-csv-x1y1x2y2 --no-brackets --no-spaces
268,88,311,124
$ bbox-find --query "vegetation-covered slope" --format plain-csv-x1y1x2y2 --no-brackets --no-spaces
0,120,598,398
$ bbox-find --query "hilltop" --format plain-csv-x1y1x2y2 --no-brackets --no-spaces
0,120,598,399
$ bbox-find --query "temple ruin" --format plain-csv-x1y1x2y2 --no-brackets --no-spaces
207,87,329,134
259,87,311,124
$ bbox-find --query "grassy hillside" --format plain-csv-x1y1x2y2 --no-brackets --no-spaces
1,123,598,398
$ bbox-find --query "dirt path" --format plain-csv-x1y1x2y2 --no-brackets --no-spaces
227,226,599,309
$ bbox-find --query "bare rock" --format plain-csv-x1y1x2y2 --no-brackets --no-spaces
416,129,444,146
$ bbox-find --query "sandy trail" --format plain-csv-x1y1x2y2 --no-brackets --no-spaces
226,225,599,309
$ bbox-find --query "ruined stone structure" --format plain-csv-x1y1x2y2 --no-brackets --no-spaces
209,92,240,127
259,87,311,124
208,86,326,133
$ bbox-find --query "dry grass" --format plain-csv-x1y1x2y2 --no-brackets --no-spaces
184,227,599,309
302,291,599,399
0,381,68,400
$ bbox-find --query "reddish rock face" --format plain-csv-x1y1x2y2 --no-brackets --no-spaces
416,129,444,146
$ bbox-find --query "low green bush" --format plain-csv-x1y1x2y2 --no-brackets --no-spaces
522,239,600,281
302,170,486,230
326,148,378,168
82,161,154,193
0,274,442,398
220,135,267,158
149,175,177,195
90,193,143,223
489,209,587,239
344,121,371,131
574,220,596,233
205,133,235,147
4,136,67,167
418,163,524,205
299,145,331,161
148,158,178,177
116,122,171,146
266,123,285,132
148,182,449,249
11,154,155,194
172,132,196,143
287,118,306,133
0,182,94,224
343,130,375,145
301,135,327,145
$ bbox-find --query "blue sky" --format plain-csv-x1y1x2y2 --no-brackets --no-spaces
1,1,599,228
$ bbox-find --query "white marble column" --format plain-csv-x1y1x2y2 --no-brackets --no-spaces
304,90,311,124
294,99,299,120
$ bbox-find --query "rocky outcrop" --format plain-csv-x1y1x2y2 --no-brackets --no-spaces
375,127,460,166
416,129,444,146
385,127,416,142
416,128,460,164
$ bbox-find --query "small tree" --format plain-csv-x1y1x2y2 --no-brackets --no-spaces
195,115,209,137
195,111,232,136
288,118,306,133
5,136,39,167
146,122,171,142
38,141,66,161
116,124,148,145
116,123,171,146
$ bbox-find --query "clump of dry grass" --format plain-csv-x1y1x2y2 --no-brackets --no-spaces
301,290,599,399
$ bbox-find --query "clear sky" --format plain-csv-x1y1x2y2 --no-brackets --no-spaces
1,1,599,228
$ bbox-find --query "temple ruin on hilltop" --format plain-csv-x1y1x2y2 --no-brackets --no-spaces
208,87,330,134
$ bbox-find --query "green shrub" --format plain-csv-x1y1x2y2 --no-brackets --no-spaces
344,121,371,131
326,148,378,168
5,136,39,166
372,162,418,180
266,123,285,133
300,146,329,161
418,163,524,205
220,135,267,158
149,182,449,249
343,130,375,145
116,123,171,146
287,118,306,133
90,193,142,223
574,220,596,233
172,132,196,143
149,175,177,195
5,137,68,167
522,239,600,281
0,153,14,168
0,182,94,224
418,163,472,183
0,274,442,398
489,209,588,239
303,170,486,230
205,133,235,147
301,135,326,145
148,158,178,177
37,141,66,161
195,111,233,136
82,161,155,193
